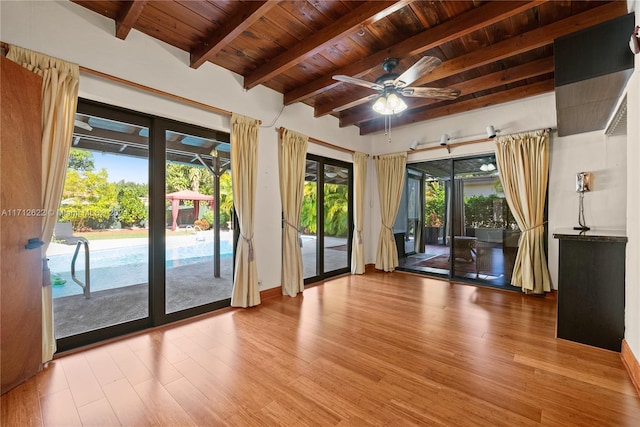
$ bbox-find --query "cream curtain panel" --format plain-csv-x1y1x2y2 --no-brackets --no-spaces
7,45,79,363
230,113,261,307
351,152,368,274
495,130,552,294
375,152,406,272
279,129,308,297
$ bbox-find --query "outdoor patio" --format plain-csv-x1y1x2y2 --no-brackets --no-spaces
51,232,349,338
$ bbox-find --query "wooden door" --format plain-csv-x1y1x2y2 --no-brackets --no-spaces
1,56,44,394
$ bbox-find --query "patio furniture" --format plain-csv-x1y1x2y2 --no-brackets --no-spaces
446,236,477,261
474,241,496,278
54,222,86,245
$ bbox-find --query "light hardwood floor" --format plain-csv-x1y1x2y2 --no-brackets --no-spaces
2,271,640,426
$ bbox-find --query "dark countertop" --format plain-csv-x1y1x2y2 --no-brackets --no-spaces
553,228,627,243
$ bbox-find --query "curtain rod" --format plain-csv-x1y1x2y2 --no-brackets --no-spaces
1,41,261,124
407,127,555,154
277,127,358,155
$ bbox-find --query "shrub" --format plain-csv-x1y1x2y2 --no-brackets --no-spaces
194,218,210,230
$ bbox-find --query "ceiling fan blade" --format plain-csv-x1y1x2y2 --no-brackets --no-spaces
333,94,379,112
393,56,442,87
333,75,383,91
401,87,461,100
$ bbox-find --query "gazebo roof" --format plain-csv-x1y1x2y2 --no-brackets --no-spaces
165,189,213,201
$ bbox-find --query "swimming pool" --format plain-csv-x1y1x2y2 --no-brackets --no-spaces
48,239,233,298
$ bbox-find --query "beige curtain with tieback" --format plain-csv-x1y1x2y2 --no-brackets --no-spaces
495,129,551,294
351,152,367,274
375,152,406,271
7,45,79,363
230,113,260,307
279,129,308,297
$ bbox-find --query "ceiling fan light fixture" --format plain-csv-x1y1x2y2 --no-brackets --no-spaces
372,92,407,115
372,96,387,114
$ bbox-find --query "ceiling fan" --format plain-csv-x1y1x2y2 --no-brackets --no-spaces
332,56,461,115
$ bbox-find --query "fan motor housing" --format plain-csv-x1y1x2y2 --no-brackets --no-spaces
376,58,400,86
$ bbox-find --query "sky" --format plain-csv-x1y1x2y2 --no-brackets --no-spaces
92,152,148,184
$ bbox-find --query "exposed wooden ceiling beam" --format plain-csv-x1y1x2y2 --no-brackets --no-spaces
359,79,555,135
243,0,411,91
115,0,148,40
317,0,626,117
190,1,278,69
339,56,555,127
284,0,546,106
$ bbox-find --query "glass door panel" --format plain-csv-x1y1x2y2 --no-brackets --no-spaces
301,159,318,279
405,173,422,255
452,155,520,287
164,129,233,314
398,160,450,276
302,156,352,283
50,112,149,339
323,163,350,273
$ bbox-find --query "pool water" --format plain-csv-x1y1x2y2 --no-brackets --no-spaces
48,239,233,298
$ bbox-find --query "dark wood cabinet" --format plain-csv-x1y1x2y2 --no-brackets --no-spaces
554,230,626,352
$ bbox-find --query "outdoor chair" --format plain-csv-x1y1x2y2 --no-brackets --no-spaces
53,222,86,245
474,240,498,278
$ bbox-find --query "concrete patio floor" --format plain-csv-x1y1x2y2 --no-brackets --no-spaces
52,233,349,338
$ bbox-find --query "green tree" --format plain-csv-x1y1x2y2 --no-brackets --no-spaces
59,168,117,231
323,184,348,237
425,181,445,226
300,182,317,234
67,148,95,171
166,163,212,194
117,186,147,227
219,171,233,228
115,180,148,197
165,163,191,194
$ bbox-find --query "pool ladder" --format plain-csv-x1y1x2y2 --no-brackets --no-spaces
71,239,91,298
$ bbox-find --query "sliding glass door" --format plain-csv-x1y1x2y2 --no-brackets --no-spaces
53,100,234,352
302,155,352,283
397,155,525,289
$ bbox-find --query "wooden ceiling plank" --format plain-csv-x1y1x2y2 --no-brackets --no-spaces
285,0,546,106
339,56,554,126
319,0,625,117
72,1,119,20
190,1,278,69
359,79,555,135
409,1,625,87
116,0,148,40
243,0,411,90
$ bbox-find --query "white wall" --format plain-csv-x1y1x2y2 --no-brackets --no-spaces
625,0,640,365
0,0,368,291
547,131,627,286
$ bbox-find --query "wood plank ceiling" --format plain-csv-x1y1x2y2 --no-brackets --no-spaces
72,0,629,136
